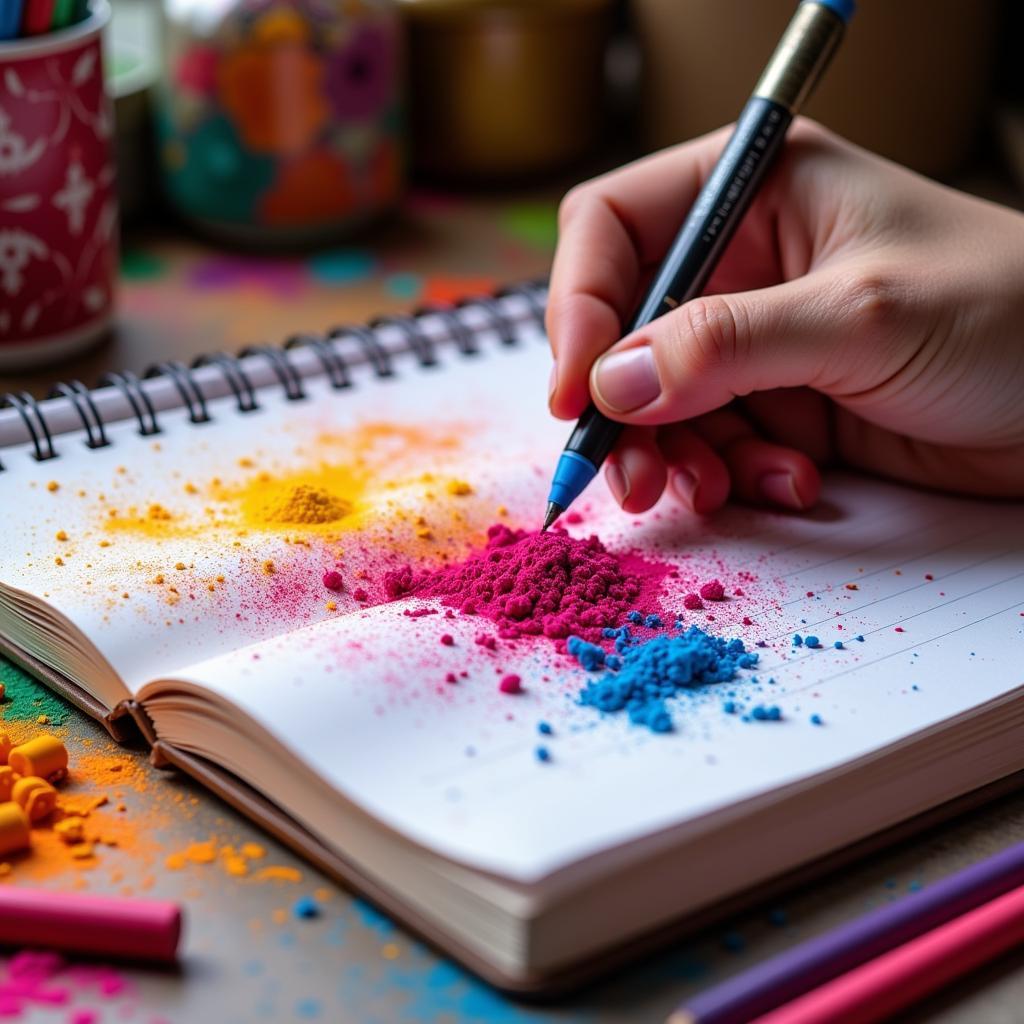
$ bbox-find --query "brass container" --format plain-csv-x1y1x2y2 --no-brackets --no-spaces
399,0,612,181
634,0,999,178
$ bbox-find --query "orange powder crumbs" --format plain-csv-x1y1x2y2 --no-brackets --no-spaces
152,575,165,585
55,530,68,542
183,840,217,864
46,481,59,492
253,865,302,883
382,943,401,960
184,482,198,495
446,480,473,496
262,560,276,576
241,842,265,859
175,562,186,571
147,504,173,522
256,484,352,526
70,842,95,860
325,601,337,611
54,557,64,567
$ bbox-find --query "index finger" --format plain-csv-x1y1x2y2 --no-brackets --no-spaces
546,126,732,420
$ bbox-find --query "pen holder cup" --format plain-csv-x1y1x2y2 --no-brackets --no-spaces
0,0,117,371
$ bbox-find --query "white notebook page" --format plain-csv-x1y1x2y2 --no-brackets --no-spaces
3,327,1022,883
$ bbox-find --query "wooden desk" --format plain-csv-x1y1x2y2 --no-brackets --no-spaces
1,191,1022,1023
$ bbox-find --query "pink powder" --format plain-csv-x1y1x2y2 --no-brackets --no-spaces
322,571,344,592
683,593,703,610
385,524,670,645
440,634,454,646
699,579,725,601
499,674,522,694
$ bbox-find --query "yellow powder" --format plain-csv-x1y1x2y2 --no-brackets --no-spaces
446,479,473,496
147,504,172,521
252,865,302,883
55,530,68,542
256,484,352,526
241,842,265,859
46,481,59,492
262,560,275,575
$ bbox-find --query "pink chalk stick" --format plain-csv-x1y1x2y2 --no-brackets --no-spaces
752,882,1024,1024
0,889,181,963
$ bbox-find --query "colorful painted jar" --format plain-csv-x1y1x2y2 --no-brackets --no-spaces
157,0,403,245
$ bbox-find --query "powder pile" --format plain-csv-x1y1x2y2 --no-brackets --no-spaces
0,950,133,1020
385,524,665,643
572,624,758,732
257,484,352,526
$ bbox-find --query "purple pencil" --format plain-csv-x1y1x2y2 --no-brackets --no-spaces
667,840,1024,1024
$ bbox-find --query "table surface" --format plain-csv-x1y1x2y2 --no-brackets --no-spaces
2,189,1023,1024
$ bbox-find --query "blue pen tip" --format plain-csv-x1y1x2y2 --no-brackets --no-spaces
546,451,598,523
805,0,855,23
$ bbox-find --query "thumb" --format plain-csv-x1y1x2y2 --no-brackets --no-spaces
588,270,881,426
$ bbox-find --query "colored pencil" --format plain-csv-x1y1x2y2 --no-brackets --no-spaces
0,888,182,962
50,0,74,29
0,0,25,39
668,839,1024,1024
20,0,55,35
751,881,1024,1023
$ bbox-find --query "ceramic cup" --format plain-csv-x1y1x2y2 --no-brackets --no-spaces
0,0,117,371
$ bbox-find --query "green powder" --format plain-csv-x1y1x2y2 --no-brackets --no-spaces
0,659,72,726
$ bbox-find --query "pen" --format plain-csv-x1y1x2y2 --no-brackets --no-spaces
0,0,25,39
20,0,55,35
542,0,855,531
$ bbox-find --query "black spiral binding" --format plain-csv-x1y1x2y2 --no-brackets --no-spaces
144,361,211,424
285,334,351,390
239,345,306,402
456,294,517,347
47,381,110,449
327,324,393,378
98,371,160,437
1,282,546,468
192,353,259,414
2,391,57,462
413,304,477,355
367,315,437,367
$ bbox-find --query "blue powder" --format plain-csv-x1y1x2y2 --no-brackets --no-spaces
644,613,663,628
793,634,803,646
627,610,643,624
723,700,738,714
804,635,821,649
750,705,782,721
566,636,605,671
535,746,551,763
605,654,622,670
834,640,844,650
537,721,553,735
810,713,824,726
855,635,865,642
293,897,320,919
573,625,758,733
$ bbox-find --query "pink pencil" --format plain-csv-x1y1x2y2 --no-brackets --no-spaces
0,888,181,963
752,882,1024,1024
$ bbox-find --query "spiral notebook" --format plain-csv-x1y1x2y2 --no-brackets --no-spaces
1,282,1023,992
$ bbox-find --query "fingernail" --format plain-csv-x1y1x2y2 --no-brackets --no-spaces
548,363,558,405
592,347,660,412
672,469,699,510
606,463,631,506
760,471,805,509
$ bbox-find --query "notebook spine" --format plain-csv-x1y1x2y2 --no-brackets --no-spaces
0,280,548,467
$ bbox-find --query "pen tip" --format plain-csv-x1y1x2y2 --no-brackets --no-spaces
541,502,563,533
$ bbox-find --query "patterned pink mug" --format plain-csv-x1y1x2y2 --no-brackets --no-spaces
0,1,117,371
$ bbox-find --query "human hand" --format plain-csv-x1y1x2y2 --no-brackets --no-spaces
546,119,1024,514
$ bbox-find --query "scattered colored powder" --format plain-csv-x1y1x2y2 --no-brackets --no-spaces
792,634,803,647
574,624,757,732
537,722,552,735
322,571,344,592
699,580,725,601
498,674,522,695
750,705,782,721
292,896,320,919
855,635,865,642
385,525,668,645
439,634,454,647
810,714,824,725
804,636,821,649
0,951,134,1021
834,640,844,650
258,484,352,526
252,865,302,883
535,746,551,763
683,593,704,610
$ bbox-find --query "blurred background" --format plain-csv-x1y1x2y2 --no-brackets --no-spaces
7,0,1024,389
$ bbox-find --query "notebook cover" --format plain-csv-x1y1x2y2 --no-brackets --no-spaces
148,739,1024,996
